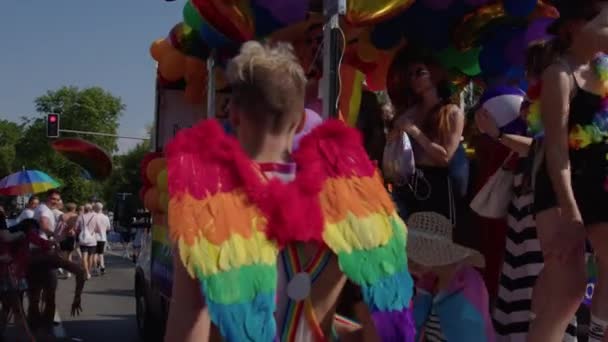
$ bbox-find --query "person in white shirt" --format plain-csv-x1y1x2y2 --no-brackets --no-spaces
34,190,60,241
92,202,110,275
16,196,39,223
77,204,97,279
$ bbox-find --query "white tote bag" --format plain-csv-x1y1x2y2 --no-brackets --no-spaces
382,132,415,185
470,153,515,219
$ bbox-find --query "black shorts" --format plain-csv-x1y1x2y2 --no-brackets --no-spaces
80,245,96,254
60,237,75,252
96,241,106,254
534,144,608,225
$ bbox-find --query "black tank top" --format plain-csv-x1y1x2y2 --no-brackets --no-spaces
568,87,603,132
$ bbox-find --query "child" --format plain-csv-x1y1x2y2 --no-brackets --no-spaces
165,41,413,342
407,212,495,342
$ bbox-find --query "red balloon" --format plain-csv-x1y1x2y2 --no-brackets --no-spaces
191,0,254,42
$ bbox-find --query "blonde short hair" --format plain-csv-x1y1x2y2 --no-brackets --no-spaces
227,41,307,134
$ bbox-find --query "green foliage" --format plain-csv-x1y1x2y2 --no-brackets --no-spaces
12,86,125,204
103,140,150,225
0,120,23,179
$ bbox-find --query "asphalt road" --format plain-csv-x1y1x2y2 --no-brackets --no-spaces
54,252,139,342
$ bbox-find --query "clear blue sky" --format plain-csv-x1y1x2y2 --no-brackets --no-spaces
0,1,182,153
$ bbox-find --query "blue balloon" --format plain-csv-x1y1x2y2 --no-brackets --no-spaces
504,0,536,18
371,19,403,50
199,20,235,49
479,43,510,78
250,2,283,38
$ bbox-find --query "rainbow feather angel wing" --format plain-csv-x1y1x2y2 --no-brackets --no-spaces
167,120,279,342
295,120,415,341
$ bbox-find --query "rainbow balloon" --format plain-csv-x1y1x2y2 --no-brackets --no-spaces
51,138,112,181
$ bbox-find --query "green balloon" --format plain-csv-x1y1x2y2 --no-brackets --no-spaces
183,1,202,32
436,46,481,77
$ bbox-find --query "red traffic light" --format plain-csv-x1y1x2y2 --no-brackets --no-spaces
47,113,60,138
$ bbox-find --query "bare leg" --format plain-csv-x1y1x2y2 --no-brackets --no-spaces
528,208,587,342
588,223,608,341
82,251,90,278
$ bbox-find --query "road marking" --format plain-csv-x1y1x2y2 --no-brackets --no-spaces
53,311,67,339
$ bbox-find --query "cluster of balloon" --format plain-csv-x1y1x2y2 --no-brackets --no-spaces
345,0,415,25
454,0,558,85
185,0,416,48
140,153,168,227
150,24,211,105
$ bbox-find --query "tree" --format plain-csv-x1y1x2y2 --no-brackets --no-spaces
103,140,150,226
14,86,124,204
0,119,23,179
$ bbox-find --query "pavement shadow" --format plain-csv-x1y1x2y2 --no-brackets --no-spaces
84,288,134,298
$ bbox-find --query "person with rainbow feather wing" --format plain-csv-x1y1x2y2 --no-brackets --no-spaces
164,41,414,342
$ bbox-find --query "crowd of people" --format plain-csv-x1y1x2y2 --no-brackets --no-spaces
165,1,608,341
0,188,113,339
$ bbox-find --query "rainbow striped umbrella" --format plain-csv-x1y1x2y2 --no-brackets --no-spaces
0,170,61,196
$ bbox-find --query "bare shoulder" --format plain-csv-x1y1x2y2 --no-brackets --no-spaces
443,104,464,122
542,62,572,85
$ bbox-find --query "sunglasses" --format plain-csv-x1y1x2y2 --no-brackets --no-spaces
408,67,430,80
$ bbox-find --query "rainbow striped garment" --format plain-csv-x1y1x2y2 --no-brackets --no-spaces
167,119,414,341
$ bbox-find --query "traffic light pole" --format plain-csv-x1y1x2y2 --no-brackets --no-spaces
58,129,148,141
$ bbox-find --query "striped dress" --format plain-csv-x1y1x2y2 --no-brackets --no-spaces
493,159,578,342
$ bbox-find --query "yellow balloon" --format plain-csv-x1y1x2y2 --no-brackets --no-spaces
453,3,505,51
158,192,169,213
346,0,415,26
156,169,168,191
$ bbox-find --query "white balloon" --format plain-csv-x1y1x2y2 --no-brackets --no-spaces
482,94,524,128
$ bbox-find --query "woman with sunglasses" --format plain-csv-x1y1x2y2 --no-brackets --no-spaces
530,1,608,341
389,54,465,227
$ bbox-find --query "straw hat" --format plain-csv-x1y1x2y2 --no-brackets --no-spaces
407,212,485,268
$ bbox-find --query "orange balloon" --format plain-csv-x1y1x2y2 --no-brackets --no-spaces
146,158,167,184
185,56,207,84
150,39,172,62
184,82,206,105
366,51,394,91
346,0,415,26
144,187,160,213
357,35,379,62
159,49,186,82
185,56,207,78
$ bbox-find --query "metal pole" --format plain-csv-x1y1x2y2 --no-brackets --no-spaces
207,50,216,119
58,129,148,141
322,0,345,119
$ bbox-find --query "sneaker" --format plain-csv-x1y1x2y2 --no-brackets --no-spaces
67,272,72,278
101,268,105,275
86,273,91,280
